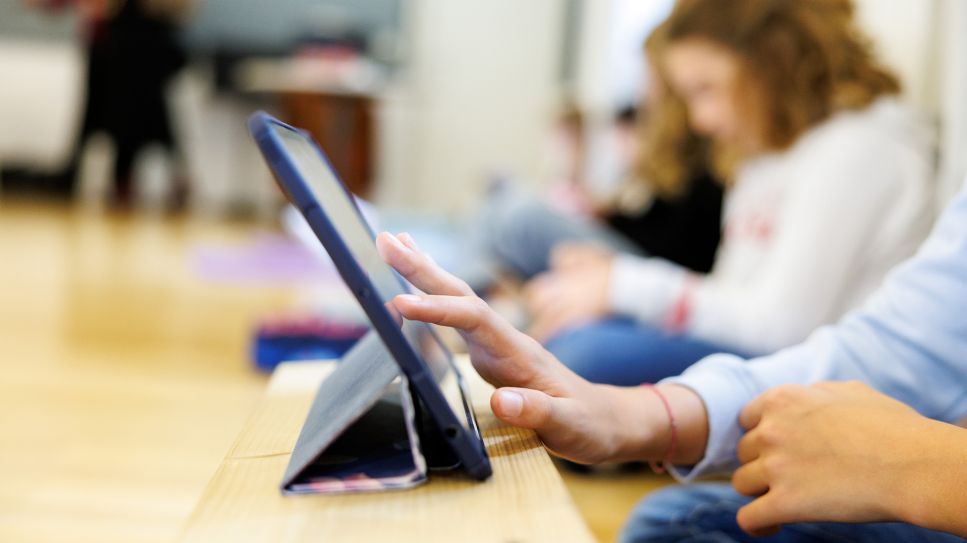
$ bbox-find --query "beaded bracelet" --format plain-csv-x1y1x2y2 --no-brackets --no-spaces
642,383,678,474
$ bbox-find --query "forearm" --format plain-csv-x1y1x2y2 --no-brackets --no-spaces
890,421,967,537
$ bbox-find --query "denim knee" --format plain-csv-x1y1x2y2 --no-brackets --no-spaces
619,484,750,543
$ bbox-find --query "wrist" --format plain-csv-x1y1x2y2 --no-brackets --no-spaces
886,420,967,533
602,385,665,462
602,384,709,465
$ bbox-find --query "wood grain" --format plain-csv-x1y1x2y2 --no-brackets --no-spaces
180,359,596,543
0,202,287,543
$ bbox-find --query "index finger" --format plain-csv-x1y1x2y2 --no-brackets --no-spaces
741,385,813,430
391,293,527,361
376,232,474,297
739,393,768,431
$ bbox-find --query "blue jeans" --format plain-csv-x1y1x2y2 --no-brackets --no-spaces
620,483,965,543
478,185,644,280
545,319,745,386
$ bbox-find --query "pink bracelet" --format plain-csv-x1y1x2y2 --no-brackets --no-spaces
643,384,678,474
665,276,697,332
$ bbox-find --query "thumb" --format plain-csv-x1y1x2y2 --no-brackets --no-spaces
490,385,599,464
491,387,560,429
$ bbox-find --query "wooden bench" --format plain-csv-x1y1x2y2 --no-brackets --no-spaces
180,357,595,542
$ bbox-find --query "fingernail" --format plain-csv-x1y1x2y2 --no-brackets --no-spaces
387,233,411,252
399,232,421,250
497,390,523,417
397,294,423,305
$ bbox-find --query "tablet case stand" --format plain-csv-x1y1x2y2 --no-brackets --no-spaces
280,331,461,495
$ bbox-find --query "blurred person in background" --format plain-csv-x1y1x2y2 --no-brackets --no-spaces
28,0,191,208
484,26,725,278
473,22,724,318
518,0,935,386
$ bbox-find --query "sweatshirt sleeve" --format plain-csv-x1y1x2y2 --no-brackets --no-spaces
689,129,927,353
608,254,689,326
662,182,967,481
609,123,930,354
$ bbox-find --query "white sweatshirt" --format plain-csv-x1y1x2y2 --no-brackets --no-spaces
608,97,935,355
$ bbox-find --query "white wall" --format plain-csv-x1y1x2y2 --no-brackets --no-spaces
853,0,939,111
935,0,967,202
849,0,967,204
371,0,567,214
0,38,81,169
852,0,943,201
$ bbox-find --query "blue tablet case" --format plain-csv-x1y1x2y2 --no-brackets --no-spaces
280,331,430,494
248,111,491,494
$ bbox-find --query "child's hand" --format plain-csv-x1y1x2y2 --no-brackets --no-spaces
376,231,684,464
734,381,948,536
523,268,611,342
523,243,614,342
549,242,614,272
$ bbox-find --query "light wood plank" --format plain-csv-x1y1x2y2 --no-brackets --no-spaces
180,359,596,543
0,202,286,543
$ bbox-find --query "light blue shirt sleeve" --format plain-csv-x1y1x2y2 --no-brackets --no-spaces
664,181,967,481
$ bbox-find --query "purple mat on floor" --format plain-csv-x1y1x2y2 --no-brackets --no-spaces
192,233,340,284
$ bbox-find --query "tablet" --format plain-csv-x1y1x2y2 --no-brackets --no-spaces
248,111,492,481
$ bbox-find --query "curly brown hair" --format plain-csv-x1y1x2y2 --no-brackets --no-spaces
638,0,900,191
635,23,708,198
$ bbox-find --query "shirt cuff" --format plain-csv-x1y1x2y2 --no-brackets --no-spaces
608,254,688,326
659,353,760,482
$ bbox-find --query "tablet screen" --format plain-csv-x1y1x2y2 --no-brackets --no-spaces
273,125,472,431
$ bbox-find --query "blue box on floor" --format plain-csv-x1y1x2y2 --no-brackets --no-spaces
252,315,369,372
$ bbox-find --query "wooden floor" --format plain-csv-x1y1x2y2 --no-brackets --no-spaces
0,200,670,543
